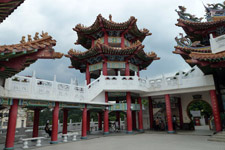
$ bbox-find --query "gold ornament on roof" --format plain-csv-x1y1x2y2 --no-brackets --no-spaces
33,32,39,40
41,31,49,38
109,14,112,21
20,36,26,44
28,35,32,42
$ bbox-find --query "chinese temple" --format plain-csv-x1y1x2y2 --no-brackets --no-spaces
66,14,159,138
174,2,225,132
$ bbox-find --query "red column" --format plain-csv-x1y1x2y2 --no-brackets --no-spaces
104,32,108,45
132,99,137,130
87,111,90,134
116,100,120,130
148,97,154,130
165,94,174,133
138,97,144,132
86,63,90,85
125,60,130,76
126,92,133,133
91,39,95,48
210,90,222,132
137,66,140,77
51,102,59,144
81,105,87,139
98,112,102,130
103,58,107,76
5,99,19,150
178,98,183,129
104,92,109,134
62,109,68,134
32,108,40,137
121,33,125,48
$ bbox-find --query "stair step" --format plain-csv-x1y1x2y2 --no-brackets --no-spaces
211,135,225,139
208,138,225,142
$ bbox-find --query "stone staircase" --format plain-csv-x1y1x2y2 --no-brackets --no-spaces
208,131,225,142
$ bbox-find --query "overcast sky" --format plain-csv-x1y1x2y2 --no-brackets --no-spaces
0,0,222,84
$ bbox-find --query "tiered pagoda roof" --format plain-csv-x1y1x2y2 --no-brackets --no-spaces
0,0,25,24
174,2,225,74
67,15,159,73
74,14,152,49
0,32,63,78
66,40,159,72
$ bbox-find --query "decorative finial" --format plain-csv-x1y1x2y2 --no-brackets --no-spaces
109,14,112,21
33,32,39,40
20,36,26,44
41,31,48,38
28,35,32,42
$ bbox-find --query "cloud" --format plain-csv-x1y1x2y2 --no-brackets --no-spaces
0,0,222,84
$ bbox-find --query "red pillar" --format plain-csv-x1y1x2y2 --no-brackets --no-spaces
86,63,91,85
132,99,137,130
5,99,19,150
210,90,222,132
125,60,130,76
138,97,144,132
104,92,109,134
103,58,107,76
165,94,174,133
87,111,90,134
81,105,87,139
32,108,40,137
148,97,154,130
116,100,120,130
51,102,59,144
121,33,125,48
126,92,133,133
178,98,183,129
62,109,68,134
104,31,108,45
98,112,102,130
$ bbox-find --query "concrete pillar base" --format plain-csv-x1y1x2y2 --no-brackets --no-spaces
81,136,87,139
104,132,109,135
50,141,58,144
4,147,14,150
138,129,144,133
127,131,133,134
167,131,175,134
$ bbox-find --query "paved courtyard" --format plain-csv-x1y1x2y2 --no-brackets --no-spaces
34,133,225,150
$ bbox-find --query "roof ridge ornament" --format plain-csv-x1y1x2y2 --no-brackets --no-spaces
109,14,112,22
175,6,203,22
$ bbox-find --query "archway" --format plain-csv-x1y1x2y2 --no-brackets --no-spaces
187,100,212,130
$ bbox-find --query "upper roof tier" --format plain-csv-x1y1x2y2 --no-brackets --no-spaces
173,33,225,74
0,0,25,24
0,32,63,78
175,3,225,44
73,14,152,49
66,40,159,72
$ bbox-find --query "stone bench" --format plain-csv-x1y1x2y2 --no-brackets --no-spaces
21,137,45,149
62,132,79,142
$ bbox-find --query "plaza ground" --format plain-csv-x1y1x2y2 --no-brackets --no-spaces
33,132,225,150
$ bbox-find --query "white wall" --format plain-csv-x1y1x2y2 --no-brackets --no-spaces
181,91,212,123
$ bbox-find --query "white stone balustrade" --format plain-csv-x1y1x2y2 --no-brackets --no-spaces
0,67,215,103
